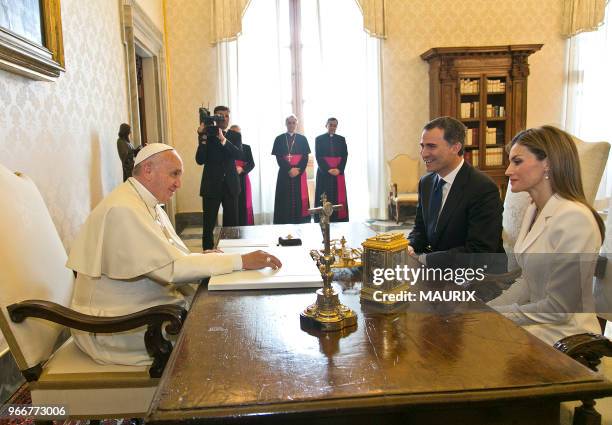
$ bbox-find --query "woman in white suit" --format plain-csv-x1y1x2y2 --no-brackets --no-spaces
488,126,605,345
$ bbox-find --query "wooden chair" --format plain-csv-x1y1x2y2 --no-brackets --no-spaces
387,154,419,223
556,334,612,425
0,165,186,423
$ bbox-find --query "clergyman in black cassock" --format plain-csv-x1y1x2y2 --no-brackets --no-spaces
272,115,311,224
237,143,255,225
314,118,349,222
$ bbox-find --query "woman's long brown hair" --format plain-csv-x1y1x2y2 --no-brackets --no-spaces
509,125,605,242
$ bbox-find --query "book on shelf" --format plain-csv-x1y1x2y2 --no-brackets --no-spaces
464,150,479,167
486,105,505,118
486,127,497,145
485,147,504,167
487,79,506,93
460,101,479,118
465,127,478,146
460,78,479,94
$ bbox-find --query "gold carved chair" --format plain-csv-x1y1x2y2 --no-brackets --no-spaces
387,154,419,223
0,165,186,423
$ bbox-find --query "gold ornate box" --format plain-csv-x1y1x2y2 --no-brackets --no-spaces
360,232,411,305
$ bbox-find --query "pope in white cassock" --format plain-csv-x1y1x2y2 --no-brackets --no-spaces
66,143,281,366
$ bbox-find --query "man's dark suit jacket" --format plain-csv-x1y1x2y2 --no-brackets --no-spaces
408,161,506,271
196,129,242,198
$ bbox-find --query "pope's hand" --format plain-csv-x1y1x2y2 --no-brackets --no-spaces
242,250,282,270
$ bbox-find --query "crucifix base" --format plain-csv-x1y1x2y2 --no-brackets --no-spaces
300,287,357,332
302,193,357,333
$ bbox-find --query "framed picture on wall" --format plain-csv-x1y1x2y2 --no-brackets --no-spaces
0,0,64,81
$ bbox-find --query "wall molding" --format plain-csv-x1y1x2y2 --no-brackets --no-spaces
121,0,175,223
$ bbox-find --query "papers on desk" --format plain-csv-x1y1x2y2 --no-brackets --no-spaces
217,238,272,248
209,246,323,291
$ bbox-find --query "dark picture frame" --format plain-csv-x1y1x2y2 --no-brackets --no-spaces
0,0,64,81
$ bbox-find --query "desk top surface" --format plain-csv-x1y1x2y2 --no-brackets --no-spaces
147,223,612,422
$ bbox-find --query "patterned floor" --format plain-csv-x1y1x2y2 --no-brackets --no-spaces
0,385,130,424
365,217,415,235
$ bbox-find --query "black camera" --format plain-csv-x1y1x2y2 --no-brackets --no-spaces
198,107,226,141
199,107,225,126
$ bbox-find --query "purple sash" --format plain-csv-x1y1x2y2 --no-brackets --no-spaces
323,156,347,220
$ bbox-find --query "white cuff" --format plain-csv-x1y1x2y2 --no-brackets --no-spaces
233,254,243,270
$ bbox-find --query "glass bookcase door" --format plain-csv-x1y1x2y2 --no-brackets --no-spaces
483,75,509,168
459,76,481,167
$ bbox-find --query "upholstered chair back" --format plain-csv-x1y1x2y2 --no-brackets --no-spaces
573,138,611,204
503,136,610,269
0,165,74,371
388,154,419,193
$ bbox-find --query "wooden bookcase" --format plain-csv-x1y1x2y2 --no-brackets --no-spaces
420,45,542,196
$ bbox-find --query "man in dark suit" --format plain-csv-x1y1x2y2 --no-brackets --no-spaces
196,105,242,250
408,116,505,271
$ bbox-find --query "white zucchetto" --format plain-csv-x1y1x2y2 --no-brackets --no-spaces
133,143,175,167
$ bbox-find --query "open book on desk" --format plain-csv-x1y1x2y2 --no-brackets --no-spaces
209,246,323,291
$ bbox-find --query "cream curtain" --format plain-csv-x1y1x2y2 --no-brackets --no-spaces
211,0,386,43
564,1,612,208
563,0,607,37
209,0,251,44
355,0,387,39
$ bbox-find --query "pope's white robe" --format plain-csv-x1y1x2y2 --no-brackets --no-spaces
67,178,242,366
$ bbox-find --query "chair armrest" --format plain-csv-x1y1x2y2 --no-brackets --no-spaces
554,333,612,372
8,300,187,378
391,183,398,198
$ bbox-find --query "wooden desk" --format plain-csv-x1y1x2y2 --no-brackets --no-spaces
147,223,612,424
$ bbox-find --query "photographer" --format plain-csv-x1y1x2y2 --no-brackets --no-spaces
196,105,242,250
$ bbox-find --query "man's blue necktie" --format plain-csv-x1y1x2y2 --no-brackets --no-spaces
427,176,446,242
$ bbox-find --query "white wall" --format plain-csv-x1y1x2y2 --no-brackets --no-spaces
383,0,566,162
0,0,129,248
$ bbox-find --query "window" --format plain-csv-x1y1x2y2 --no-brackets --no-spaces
218,0,384,223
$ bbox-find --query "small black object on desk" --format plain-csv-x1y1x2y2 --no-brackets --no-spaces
279,235,302,246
